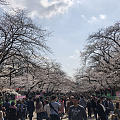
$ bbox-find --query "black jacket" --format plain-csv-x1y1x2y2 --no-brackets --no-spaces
68,105,87,120
97,103,106,117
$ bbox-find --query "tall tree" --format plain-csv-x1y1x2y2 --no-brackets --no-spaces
0,10,50,80
75,22,120,92
0,0,7,5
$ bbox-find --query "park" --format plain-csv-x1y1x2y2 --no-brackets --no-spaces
0,0,120,120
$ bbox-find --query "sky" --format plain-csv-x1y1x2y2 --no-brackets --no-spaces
1,0,120,77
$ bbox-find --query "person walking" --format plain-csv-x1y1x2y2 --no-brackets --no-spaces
0,110,3,120
35,97,45,120
59,98,65,118
0,104,4,120
44,100,50,120
108,98,114,114
97,98,107,120
114,102,120,120
87,99,92,118
79,96,87,110
91,96,97,120
68,97,87,120
49,95,61,120
3,99,10,120
8,101,17,120
66,96,74,113
28,97,35,120
16,100,26,120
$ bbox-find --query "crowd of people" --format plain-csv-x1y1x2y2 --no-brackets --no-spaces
0,94,120,120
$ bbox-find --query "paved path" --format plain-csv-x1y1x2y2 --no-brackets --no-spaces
26,113,99,120
26,112,112,120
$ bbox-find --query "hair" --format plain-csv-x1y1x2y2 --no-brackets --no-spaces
11,101,15,106
97,99,101,104
45,100,49,104
29,97,32,100
51,95,57,101
5,99,9,102
80,95,83,98
40,96,43,101
75,97,80,100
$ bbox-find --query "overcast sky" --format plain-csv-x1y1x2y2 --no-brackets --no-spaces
1,0,120,77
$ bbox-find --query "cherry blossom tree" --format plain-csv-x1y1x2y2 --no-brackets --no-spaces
75,22,120,93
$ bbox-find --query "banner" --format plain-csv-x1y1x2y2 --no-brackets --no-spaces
15,95,26,100
116,91,120,97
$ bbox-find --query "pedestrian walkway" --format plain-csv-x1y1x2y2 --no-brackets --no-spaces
27,113,112,120
26,113,101,120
